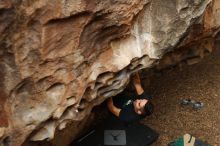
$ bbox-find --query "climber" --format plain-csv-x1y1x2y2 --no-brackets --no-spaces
107,72,154,123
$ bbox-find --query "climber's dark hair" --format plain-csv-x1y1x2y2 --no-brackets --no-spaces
143,101,154,116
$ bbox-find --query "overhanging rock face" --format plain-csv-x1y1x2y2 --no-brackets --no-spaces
0,0,219,146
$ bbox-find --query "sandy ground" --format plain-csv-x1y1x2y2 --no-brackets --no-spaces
142,48,220,146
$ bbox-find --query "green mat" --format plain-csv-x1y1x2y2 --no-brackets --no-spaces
168,134,211,146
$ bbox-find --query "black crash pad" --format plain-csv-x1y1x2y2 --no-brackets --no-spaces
71,116,159,146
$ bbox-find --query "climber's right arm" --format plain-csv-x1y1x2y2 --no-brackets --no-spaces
107,97,121,117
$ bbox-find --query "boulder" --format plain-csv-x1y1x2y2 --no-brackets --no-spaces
0,0,219,146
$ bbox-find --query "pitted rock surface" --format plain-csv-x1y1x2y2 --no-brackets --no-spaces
0,0,219,146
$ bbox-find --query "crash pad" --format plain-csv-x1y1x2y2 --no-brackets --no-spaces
168,134,211,146
71,116,159,146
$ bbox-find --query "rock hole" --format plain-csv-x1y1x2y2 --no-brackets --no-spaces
131,64,144,72
3,136,10,146
112,80,120,86
78,99,88,111
16,79,32,95
96,72,114,84
204,49,211,56
94,82,103,90
82,87,97,101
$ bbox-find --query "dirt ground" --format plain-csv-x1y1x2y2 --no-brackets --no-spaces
142,48,220,146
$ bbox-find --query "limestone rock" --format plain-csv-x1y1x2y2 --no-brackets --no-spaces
0,0,219,146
